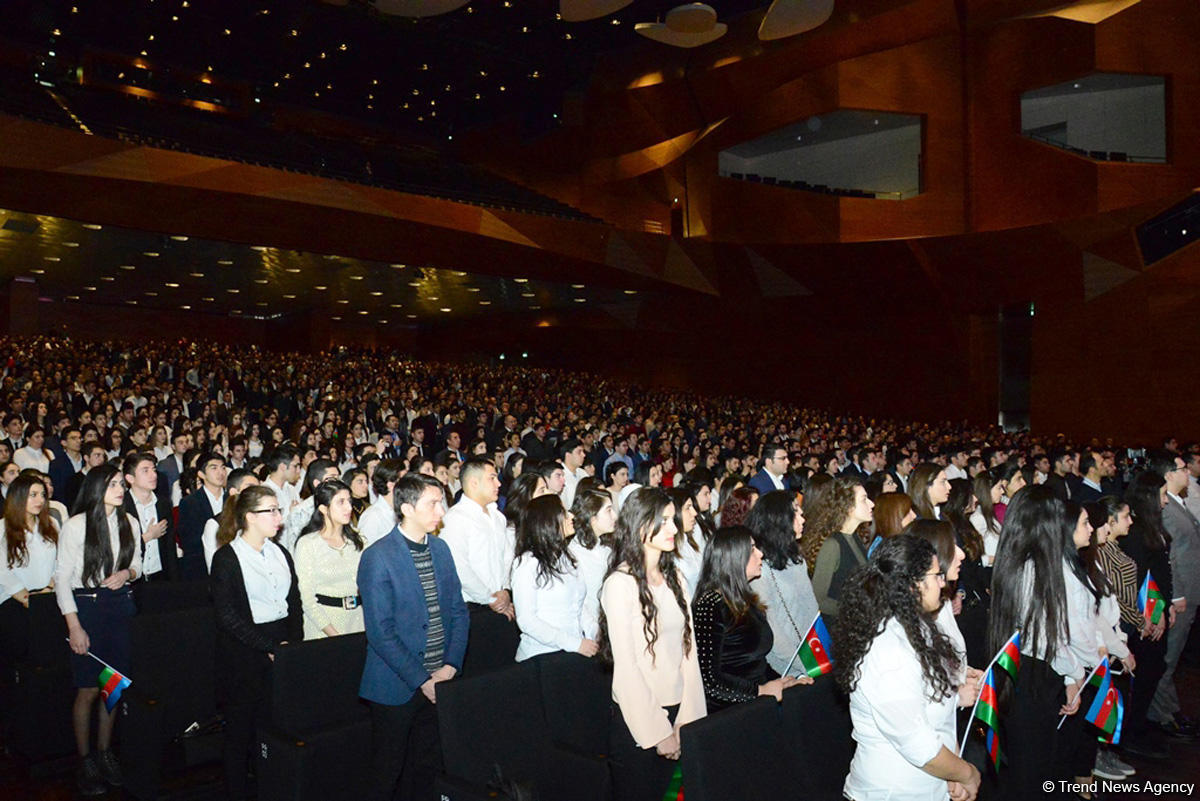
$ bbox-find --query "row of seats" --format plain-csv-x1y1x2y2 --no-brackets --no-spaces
2,590,853,801
727,173,881,199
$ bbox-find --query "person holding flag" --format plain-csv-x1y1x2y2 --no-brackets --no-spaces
835,535,980,801
987,486,1094,801
54,464,142,797
1116,473,1173,760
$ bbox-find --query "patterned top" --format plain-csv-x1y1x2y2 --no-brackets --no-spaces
405,536,445,674
1098,540,1140,628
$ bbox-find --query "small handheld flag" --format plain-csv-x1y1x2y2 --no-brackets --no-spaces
98,666,132,713
995,631,1020,680
783,613,834,679
1138,572,1165,625
1083,658,1124,744
661,764,684,801
958,629,1020,761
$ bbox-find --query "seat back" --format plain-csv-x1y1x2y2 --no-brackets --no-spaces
680,698,795,801
535,651,611,756
437,660,548,787
267,633,368,736
25,591,69,668
129,606,218,734
780,679,854,801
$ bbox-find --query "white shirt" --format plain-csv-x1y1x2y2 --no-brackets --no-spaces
767,470,785,491
0,522,57,605
674,526,707,598
968,509,1000,566
561,467,589,511
13,446,51,473
263,477,298,516
439,496,514,604
130,490,163,577
203,486,224,517
280,496,314,554
358,494,396,548
843,617,959,801
945,464,968,481
512,552,592,660
202,518,220,573
1018,561,1092,684
229,536,291,624
567,539,611,635
55,510,144,616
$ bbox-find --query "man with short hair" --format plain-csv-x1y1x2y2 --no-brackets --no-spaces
262,445,302,513
157,431,190,499
1076,452,1106,503
177,453,227,580
1,414,25,454
945,447,970,481
889,454,914,493
559,438,588,510
749,446,791,495
1148,452,1200,738
67,442,107,511
123,451,177,582
439,457,518,672
227,438,248,470
358,473,467,801
1043,450,1072,502
360,459,405,548
49,425,84,505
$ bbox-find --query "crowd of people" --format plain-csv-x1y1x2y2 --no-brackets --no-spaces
0,334,1197,801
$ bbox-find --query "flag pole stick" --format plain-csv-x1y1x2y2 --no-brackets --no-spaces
1057,659,1103,730
64,639,121,675
782,611,823,678
958,629,1019,756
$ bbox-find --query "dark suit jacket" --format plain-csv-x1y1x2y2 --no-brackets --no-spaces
178,489,224,581
839,463,868,484
48,452,81,506
358,529,468,706
1043,474,1071,503
748,469,789,496
123,492,179,581
210,543,302,704
1074,481,1105,504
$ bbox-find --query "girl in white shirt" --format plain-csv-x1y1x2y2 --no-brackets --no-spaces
0,475,59,665
837,535,980,801
600,487,706,801
55,464,142,795
567,489,617,633
512,495,597,660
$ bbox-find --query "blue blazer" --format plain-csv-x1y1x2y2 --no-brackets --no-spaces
748,469,788,496
358,528,469,706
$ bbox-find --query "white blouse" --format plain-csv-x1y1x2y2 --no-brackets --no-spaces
0,522,57,605
229,536,291,624
673,526,706,598
512,552,592,660
567,538,611,635
293,532,364,640
202,518,220,574
844,617,958,801
55,511,143,616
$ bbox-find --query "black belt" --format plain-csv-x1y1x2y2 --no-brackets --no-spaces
316,593,361,610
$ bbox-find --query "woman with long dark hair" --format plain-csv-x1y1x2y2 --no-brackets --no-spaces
745,490,821,678
600,488,705,801
54,464,141,795
568,488,617,632
809,478,873,619
294,479,364,640
987,485,1095,800
692,526,809,713
667,487,705,596
210,485,302,801
512,494,597,661
835,535,980,801
908,463,951,520
1116,473,1172,760
942,479,989,665
969,471,1005,565
0,475,59,669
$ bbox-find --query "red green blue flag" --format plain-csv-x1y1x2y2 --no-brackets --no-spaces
1138,571,1164,625
995,631,1020,680
973,667,1004,770
661,764,683,801
1084,657,1124,744
797,614,834,678
98,666,131,713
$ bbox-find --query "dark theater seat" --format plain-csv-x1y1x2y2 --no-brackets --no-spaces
2,593,73,761
780,679,854,800
256,633,370,801
436,660,610,801
680,697,796,801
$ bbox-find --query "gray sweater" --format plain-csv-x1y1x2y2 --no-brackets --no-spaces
758,559,821,676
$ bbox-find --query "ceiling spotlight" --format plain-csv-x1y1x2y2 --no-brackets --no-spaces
218,259,234,265
120,264,136,270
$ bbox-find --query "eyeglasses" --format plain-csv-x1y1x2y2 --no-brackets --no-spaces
250,507,283,516
922,570,947,585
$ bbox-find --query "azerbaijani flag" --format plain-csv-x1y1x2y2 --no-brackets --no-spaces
98,666,131,713
995,631,1021,680
1084,658,1124,744
797,614,834,678
661,764,684,801
1138,571,1165,625
972,667,1004,770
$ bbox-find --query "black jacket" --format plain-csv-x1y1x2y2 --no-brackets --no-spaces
123,492,179,581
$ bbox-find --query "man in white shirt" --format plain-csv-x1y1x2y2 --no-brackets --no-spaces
559,438,589,510
944,447,969,481
359,459,404,548
262,445,302,513
439,457,518,671
123,452,175,581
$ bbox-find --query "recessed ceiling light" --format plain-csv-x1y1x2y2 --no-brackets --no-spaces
370,291,383,296
390,303,403,308
407,314,417,319
358,310,369,315
231,310,242,314
513,277,528,283
251,246,268,251
180,304,191,310
571,284,585,289
145,291,158,296
84,286,97,291
82,224,102,230
574,298,586,302
227,288,239,293
440,307,451,312
164,282,180,288
170,235,188,241
63,241,79,247
521,292,535,298
331,316,341,321
408,281,421,287
530,305,541,309
391,263,405,268
624,289,638,294
30,269,45,274
256,302,268,306
285,268,301,273
120,264,135,270
202,297,214,302
126,300,138,305
379,319,388,324
337,299,350,304
218,259,234,265
314,285,327,290
428,296,439,301
44,256,61,262
101,276,115,282
468,287,481,292
349,275,364,280
479,300,491,305
143,251,159,257
283,293,296,299
65,295,79,300
189,272,204,277
254,278,268,284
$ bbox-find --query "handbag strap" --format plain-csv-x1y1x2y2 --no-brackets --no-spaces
767,566,805,643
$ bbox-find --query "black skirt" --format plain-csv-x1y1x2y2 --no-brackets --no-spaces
69,587,135,688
